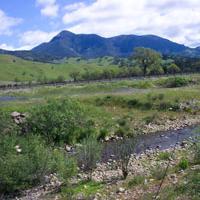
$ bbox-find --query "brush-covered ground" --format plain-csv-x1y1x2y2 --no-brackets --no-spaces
1,74,200,136
0,74,200,200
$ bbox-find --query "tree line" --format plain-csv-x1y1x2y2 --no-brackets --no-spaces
69,47,182,82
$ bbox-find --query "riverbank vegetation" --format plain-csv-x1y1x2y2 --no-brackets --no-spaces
0,74,200,199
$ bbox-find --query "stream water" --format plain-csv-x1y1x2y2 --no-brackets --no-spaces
102,125,200,161
0,96,27,102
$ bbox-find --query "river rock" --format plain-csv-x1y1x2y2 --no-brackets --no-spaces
117,187,126,193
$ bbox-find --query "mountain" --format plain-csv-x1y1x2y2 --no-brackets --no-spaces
32,31,189,58
1,31,200,62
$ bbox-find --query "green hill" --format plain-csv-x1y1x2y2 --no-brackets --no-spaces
0,54,116,83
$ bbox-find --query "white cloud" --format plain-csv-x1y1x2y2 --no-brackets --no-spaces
41,4,59,17
0,43,15,50
62,0,200,47
36,0,59,17
0,9,22,35
64,2,85,11
19,30,59,50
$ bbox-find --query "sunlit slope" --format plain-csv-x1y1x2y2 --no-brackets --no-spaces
0,54,116,82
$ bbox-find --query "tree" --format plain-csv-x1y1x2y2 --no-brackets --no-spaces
81,68,91,82
161,59,174,74
166,63,181,74
148,65,164,75
76,137,102,180
133,47,162,76
129,66,143,76
69,71,80,82
102,68,116,80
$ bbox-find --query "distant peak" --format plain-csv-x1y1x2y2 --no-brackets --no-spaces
57,30,75,37
49,30,76,43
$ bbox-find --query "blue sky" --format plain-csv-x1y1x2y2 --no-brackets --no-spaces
0,0,200,50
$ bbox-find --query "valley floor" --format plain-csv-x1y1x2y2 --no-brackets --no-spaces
1,74,200,200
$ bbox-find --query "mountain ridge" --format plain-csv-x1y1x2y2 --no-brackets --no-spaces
0,30,200,62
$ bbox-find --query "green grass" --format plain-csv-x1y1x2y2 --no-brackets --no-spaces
158,152,171,160
0,55,117,83
127,175,145,188
1,75,200,138
61,181,104,199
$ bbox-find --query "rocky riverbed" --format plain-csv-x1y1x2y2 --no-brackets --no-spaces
8,128,199,200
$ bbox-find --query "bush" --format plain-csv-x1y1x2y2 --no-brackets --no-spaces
97,128,109,141
117,118,127,126
76,137,102,179
113,137,136,179
51,149,77,183
0,110,18,135
143,113,159,124
127,99,139,108
178,158,189,170
159,77,190,88
26,99,95,145
115,127,129,137
0,134,76,193
158,93,165,100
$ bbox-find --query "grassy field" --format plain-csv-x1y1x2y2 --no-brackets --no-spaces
1,75,200,137
0,54,117,83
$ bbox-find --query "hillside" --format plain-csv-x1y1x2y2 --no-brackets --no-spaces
0,54,117,83
1,31,200,62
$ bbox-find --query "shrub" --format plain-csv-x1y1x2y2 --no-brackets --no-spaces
158,101,171,111
51,149,77,183
0,110,18,135
76,137,102,179
128,175,145,188
0,134,76,193
142,102,153,110
160,77,190,88
158,93,165,101
115,127,128,137
117,118,127,126
143,113,159,124
113,137,136,179
178,158,189,170
127,99,139,108
97,128,109,141
25,99,95,145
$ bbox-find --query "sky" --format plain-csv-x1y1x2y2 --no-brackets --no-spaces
0,0,200,50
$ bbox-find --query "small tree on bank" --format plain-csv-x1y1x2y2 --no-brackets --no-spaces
113,137,136,179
